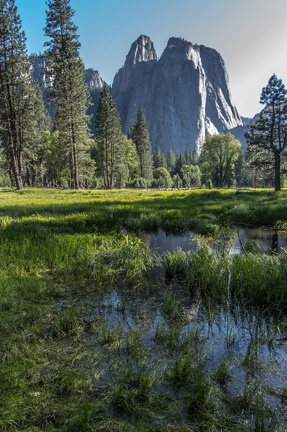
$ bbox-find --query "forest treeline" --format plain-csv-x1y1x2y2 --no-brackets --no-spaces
1,0,286,191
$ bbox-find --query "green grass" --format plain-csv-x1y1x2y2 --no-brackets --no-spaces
0,187,287,431
0,187,286,232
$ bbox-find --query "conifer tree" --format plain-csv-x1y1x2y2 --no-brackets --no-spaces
95,83,124,189
245,74,287,191
44,0,91,188
166,148,176,175
131,106,153,184
21,80,51,186
153,146,166,169
0,0,33,189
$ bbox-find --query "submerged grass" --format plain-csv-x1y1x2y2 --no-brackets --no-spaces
1,188,287,430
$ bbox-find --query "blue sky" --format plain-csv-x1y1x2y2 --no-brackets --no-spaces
15,0,287,118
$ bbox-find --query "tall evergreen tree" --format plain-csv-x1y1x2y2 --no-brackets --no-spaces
44,0,91,189
95,83,124,189
153,146,166,169
0,0,33,189
166,148,176,175
131,106,153,184
245,74,287,191
22,81,51,186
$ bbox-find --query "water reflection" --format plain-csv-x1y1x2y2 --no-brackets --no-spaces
144,228,287,255
87,283,287,429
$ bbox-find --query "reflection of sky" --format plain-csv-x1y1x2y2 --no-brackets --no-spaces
16,0,287,118
148,231,197,254
88,283,287,424
147,229,287,255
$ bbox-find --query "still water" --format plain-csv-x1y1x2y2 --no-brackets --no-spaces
144,227,287,255
89,280,287,430
85,227,287,428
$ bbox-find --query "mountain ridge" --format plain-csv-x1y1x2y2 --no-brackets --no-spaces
31,35,248,153
111,35,242,153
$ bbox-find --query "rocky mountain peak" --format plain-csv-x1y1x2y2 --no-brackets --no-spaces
166,36,193,49
124,35,157,67
112,35,243,154
85,68,104,91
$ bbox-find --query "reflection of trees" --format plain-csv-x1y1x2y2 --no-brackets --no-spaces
271,231,279,253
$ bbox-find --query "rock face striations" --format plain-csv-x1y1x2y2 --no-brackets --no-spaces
31,36,243,153
112,36,242,154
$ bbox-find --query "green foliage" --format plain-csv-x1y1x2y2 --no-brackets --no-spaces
180,164,201,188
153,146,167,169
123,135,140,184
44,0,91,189
131,106,153,184
200,132,242,188
166,148,176,174
246,74,287,191
95,84,125,189
0,0,35,189
153,167,172,189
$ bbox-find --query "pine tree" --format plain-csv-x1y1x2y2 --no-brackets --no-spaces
44,0,91,189
153,146,166,169
22,80,51,186
166,148,176,175
0,0,33,189
245,74,287,191
95,83,124,189
131,106,153,184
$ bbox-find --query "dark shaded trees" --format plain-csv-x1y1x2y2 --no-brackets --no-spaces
0,0,35,189
130,105,153,185
166,148,176,175
245,74,287,191
153,146,166,169
44,0,91,189
95,83,124,189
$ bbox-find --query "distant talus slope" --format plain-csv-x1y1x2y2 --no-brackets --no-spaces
112,35,242,154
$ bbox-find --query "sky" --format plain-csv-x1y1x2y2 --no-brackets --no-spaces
15,0,287,118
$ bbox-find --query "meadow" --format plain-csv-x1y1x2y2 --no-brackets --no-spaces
0,187,287,431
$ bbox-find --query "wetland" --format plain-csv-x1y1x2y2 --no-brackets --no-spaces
0,188,287,431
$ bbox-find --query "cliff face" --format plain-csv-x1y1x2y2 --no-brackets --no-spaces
84,69,105,135
31,36,243,151
31,56,104,135
112,36,242,153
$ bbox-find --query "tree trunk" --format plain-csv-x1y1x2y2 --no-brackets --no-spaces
72,143,79,189
274,152,281,191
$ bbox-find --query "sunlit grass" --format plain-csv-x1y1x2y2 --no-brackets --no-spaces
0,187,287,232
0,187,287,430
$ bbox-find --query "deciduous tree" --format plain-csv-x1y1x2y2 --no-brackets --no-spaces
200,133,242,188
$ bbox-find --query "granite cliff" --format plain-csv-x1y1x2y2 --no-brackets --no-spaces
31,36,244,153
112,35,242,153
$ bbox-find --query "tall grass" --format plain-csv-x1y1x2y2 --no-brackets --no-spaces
1,188,287,431
230,252,287,313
